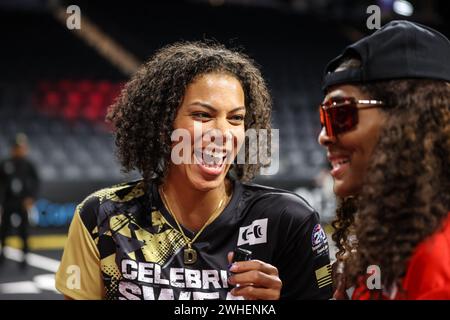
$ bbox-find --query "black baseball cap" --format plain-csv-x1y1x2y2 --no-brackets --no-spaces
322,20,450,91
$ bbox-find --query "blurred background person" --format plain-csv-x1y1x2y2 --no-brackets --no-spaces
0,133,40,268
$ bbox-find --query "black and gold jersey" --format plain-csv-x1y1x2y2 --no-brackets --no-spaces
55,179,332,300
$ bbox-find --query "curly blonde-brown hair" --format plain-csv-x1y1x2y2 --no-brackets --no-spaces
106,41,272,184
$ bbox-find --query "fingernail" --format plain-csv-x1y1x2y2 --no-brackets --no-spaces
229,263,238,272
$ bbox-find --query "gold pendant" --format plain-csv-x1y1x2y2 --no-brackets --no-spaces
184,247,197,265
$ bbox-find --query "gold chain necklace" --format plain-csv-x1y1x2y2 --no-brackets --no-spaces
159,186,229,265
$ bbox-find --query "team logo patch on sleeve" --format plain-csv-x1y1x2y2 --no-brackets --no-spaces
315,264,332,289
311,224,329,256
237,218,268,246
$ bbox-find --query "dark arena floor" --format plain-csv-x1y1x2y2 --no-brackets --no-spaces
0,231,64,300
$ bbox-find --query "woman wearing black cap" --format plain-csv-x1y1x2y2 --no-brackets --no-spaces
318,20,450,299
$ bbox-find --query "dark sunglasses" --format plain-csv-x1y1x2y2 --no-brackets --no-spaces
319,97,385,138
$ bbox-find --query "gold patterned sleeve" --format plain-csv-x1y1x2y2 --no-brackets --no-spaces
55,204,105,300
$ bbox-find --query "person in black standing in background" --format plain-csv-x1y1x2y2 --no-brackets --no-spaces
0,133,40,268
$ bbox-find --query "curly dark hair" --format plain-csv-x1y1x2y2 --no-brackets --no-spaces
332,197,356,262
106,41,272,185
330,61,450,296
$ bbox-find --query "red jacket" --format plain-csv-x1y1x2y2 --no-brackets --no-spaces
353,213,450,300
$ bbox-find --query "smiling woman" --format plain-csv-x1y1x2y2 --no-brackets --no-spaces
168,72,246,195
319,20,450,300
319,85,386,198
54,41,333,300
